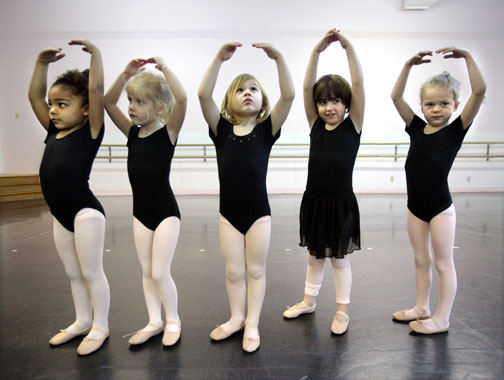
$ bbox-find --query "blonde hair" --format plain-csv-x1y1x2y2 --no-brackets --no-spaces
126,71,174,124
221,74,270,125
420,71,460,103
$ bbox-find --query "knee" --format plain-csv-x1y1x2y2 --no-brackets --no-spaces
81,267,104,284
330,257,350,270
226,265,245,283
433,257,455,275
246,264,265,281
151,267,171,285
413,252,431,269
66,268,84,283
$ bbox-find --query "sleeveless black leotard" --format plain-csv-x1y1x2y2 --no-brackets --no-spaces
209,115,279,234
127,126,180,230
299,117,361,259
39,121,105,232
405,115,469,222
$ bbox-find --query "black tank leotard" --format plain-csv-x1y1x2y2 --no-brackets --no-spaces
405,115,469,222
39,121,105,232
209,115,279,234
299,117,361,259
127,126,180,230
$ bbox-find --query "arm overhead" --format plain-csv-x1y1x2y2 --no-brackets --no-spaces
253,43,295,136
198,42,242,136
28,47,65,130
391,50,433,127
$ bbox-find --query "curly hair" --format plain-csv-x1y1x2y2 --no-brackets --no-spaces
51,69,89,105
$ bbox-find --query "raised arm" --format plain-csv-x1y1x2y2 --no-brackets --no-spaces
338,33,365,133
148,57,187,142
105,59,149,137
303,31,341,127
28,48,65,130
253,43,295,136
68,39,104,139
437,47,486,130
198,42,242,135
391,51,432,127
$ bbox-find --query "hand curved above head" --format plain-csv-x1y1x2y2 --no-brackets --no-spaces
218,42,242,61
436,46,469,59
252,42,281,60
38,47,65,63
407,50,433,66
124,58,150,76
68,39,98,54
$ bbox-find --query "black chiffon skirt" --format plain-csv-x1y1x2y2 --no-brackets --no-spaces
299,191,361,259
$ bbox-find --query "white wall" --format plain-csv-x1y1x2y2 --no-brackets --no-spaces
1,0,503,192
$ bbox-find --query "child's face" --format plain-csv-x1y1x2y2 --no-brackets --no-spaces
316,98,347,126
421,85,458,128
127,90,161,127
231,79,263,119
48,85,88,130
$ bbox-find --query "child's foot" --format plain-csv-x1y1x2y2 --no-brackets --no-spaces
77,327,109,355
283,301,316,319
409,318,449,334
128,322,164,345
330,311,349,335
392,307,431,322
162,320,181,346
210,319,245,341
242,325,260,353
49,322,91,346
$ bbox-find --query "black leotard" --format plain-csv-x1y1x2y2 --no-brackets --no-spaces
299,116,361,259
127,126,180,230
209,115,279,234
39,121,104,232
405,115,469,222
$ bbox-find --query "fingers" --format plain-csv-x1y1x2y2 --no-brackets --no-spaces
435,46,456,54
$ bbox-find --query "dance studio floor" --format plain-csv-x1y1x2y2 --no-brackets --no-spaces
0,193,503,379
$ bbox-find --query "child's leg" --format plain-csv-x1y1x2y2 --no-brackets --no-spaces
53,218,92,331
304,253,326,305
394,210,433,321
216,216,246,332
426,204,457,329
329,256,351,334
403,209,432,318
73,208,110,334
243,216,271,336
133,217,163,328
330,256,351,312
283,252,324,318
152,216,180,322
152,216,181,346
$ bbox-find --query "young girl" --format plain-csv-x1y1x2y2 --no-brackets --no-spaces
28,39,110,355
105,57,187,346
198,42,294,352
282,29,364,335
391,47,486,334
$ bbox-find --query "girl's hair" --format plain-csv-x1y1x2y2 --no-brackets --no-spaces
420,71,460,102
313,74,352,110
51,69,89,105
126,71,174,124
221,73,270,125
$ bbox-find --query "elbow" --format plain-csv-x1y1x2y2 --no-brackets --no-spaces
473,83,487,98
283,90,295,102
177,95,188,112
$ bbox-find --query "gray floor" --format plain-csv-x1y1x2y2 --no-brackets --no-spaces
0,193,503,379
